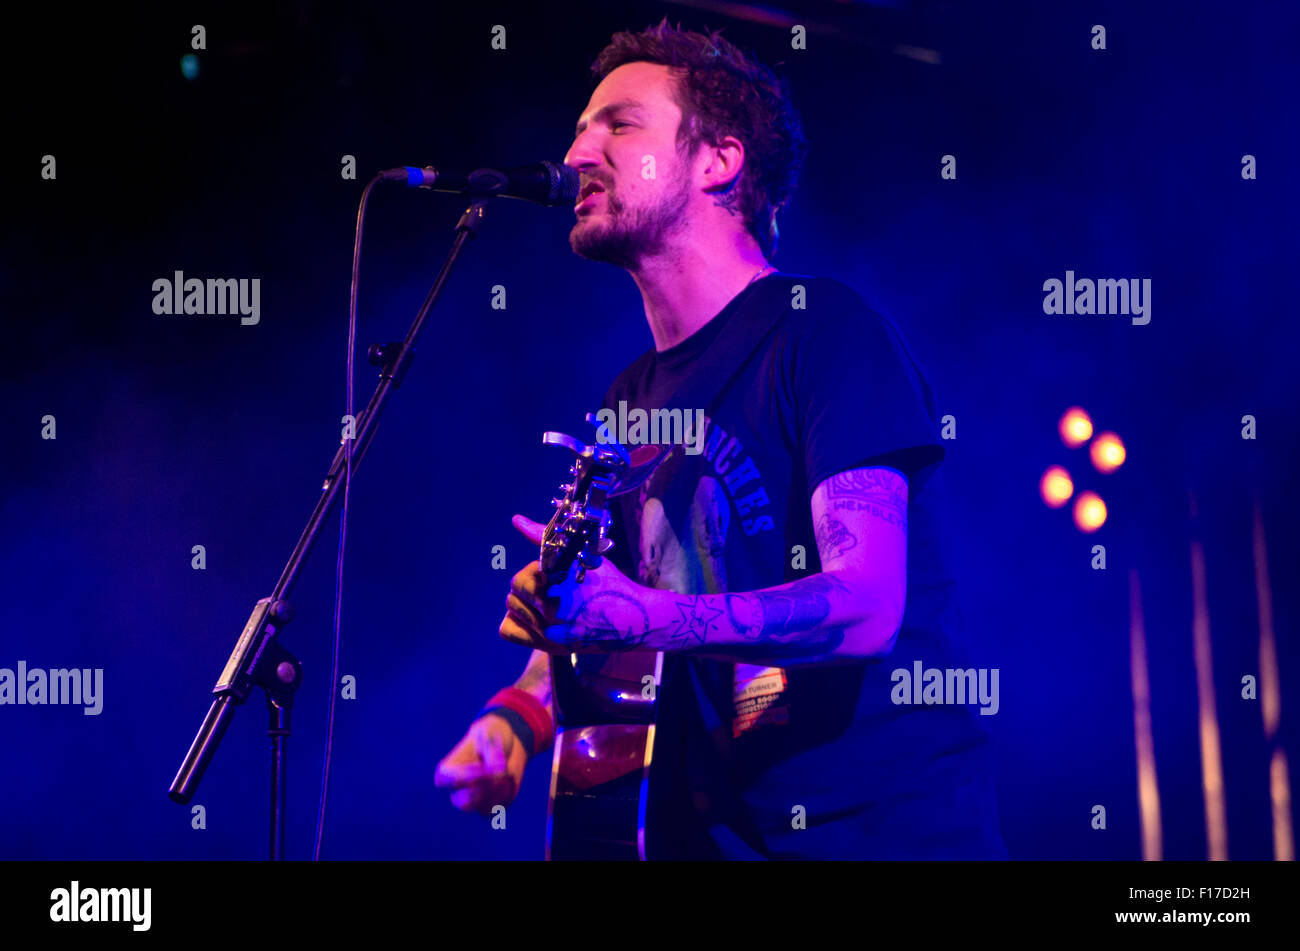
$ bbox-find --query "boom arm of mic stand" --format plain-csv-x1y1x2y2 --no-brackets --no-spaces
167,200,491,856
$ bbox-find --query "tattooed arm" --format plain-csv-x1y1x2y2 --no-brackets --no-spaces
499,470,907,665
638,466,909,665
512,649,553,714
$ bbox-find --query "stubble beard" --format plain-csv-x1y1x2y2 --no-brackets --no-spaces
569,164,692,270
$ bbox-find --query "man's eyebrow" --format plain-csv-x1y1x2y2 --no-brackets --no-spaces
574,99,648,136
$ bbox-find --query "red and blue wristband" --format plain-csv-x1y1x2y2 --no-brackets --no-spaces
478,687,554,757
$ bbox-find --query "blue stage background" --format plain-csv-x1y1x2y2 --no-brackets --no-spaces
2,0,1297,860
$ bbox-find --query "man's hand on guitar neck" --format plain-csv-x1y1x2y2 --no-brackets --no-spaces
500,514,658,652
497,466,910,665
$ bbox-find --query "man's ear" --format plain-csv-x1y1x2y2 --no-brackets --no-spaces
700,135,745,194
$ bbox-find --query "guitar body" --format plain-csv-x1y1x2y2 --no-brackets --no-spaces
546,652,663,860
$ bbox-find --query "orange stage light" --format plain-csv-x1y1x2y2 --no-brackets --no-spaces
1040,465,1074,508
1073,490,1107,532
1091,431,1127,473
1059,406,1093,448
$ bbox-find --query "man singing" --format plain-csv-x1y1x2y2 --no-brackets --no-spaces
436,20,1007,860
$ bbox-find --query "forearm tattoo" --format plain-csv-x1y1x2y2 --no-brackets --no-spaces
667,598,726,646
514,650,553,707
665,574,851,657
571,591,652,648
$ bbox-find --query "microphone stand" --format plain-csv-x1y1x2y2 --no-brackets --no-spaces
168,198,490,860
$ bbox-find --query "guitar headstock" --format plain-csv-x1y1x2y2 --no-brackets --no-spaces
538,413,668,586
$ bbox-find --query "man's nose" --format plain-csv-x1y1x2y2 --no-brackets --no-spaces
563,133,601,175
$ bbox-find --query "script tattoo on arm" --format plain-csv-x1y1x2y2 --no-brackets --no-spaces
822,468,908,535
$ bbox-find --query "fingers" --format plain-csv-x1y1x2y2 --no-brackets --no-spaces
475,720,507,774
501,560,565,651
511,514,547,546
500,613,570,654
450,787,481,812
438,724,517,815
499,612,537,649
506,591,545,630
505,559,544,597
450,780,509,815
435,722,505,790
435,758,495,790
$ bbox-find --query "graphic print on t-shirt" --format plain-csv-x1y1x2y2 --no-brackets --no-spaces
630,419,790,737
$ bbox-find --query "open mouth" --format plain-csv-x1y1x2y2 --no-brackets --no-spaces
576,180,606,209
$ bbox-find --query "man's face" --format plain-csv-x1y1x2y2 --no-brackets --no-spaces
563,62,696,268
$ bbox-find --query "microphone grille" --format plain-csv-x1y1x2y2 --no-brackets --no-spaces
545,161,580,205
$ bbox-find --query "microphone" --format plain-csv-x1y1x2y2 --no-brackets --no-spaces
379,161,579,206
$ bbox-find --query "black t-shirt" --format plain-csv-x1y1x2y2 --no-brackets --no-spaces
602,272,1007,859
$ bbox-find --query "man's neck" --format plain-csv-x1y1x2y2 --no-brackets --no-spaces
630,245,772,352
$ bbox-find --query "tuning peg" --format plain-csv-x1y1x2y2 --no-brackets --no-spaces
542,431,584,455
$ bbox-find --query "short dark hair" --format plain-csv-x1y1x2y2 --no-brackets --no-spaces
590,19,809,259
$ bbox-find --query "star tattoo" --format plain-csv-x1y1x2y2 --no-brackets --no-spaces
667,598,726,646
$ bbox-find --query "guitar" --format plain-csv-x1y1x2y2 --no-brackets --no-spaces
536,414,669,861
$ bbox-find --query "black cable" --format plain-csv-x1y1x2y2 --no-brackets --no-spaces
313,174,380,861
